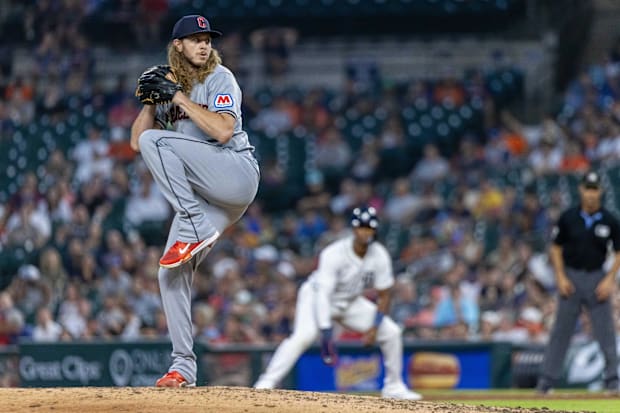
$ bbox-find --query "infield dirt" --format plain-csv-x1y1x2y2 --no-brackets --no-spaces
0,386,595,413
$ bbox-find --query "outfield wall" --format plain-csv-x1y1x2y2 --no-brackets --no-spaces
14,340,510,389
4,339,617,390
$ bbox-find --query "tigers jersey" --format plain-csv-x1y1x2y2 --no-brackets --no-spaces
310,236,394,312
155,64,253,152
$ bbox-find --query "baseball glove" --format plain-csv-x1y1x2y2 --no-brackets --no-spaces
135,65,182,105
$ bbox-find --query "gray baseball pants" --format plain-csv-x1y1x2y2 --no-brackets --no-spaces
540,267,618,385
139,130,259,383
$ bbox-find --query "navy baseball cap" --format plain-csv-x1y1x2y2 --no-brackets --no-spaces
171,15,222,40
581,170,601,189
351,206,379,230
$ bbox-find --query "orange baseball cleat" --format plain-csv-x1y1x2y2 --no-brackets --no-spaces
155,371,196,387
159,232,219,268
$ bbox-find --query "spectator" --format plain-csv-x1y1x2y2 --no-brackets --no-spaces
32,307,63,342
78,252,101,285
250,95,296,136
350,139,380,181
560,140,589,173
528,135,563,176
100,229,125,270
499,111,529,158
134,0,168,48
315,126,352,186
108,96,140,129
72,126,112,183
433,76,465,106
518,306,548,344
44,182,73,225
249,27,298,78
100,258,132,298
391,277,420,328
97,294,126,337
409,144,450,185
433,284,479,332
193,303,220,341
125,276,161,328
8,265,52,324
478,310,500,341
4,199,51,248
124,165,170,227
0,292,24,345
492,310,529,343
38,247,68,309
472,179,505,218
384,178,420,224
330,177,357,215
57,283,89,338
296,170,331,214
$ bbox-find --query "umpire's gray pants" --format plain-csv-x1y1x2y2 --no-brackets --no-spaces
139,130,260,383
541,267,618,384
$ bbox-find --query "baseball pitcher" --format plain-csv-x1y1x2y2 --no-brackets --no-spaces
254,207,422,400
130,14,259,387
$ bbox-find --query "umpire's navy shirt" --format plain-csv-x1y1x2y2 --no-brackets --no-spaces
552,206,620,271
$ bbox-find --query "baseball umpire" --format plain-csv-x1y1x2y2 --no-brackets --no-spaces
254,206,422,400
536,170,620,394
130,14,259,387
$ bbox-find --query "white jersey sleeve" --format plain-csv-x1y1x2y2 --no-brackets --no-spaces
311,243,340,330
371,243,395,291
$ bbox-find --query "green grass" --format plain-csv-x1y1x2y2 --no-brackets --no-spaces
418,389,619,413
457,399,616,413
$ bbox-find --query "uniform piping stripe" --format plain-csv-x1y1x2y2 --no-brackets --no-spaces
154,118,167,129
215,109,237,118
155,135,255,153
155,136,200,242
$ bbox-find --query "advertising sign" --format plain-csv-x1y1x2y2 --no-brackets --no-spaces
296,349,491,391
19,342,173,387
564,339,620,389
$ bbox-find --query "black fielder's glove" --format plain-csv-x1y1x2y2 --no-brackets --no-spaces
135,65,182,105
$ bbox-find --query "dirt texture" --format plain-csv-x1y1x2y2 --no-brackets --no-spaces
0,386,595,413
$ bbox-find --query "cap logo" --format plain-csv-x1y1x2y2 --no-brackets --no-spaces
197,16,207,28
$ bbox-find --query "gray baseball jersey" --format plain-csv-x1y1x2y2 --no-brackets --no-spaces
138,63,259,385
155,64,253,152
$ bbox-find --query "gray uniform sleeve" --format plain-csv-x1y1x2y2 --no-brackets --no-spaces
155,103,171,129
207,72,242,119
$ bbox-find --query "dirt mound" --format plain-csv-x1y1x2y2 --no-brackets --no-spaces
0,386,586,413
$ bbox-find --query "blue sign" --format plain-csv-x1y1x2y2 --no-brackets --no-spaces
296,349,490,391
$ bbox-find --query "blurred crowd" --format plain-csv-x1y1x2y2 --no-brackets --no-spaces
2,4,620,363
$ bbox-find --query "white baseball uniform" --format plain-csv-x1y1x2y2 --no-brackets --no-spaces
254,235,417,398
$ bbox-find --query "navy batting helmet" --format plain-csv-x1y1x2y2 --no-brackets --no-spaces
351,206,379,230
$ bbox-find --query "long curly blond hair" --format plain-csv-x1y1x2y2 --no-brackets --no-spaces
167,44,222,93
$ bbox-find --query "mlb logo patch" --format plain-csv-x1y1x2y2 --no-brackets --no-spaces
214,94,233,108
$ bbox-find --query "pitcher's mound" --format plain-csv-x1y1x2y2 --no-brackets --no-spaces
0,386,563,413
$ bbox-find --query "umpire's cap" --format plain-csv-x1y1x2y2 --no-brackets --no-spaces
581,170,601,189
171,15,222,40
351,206,379,230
